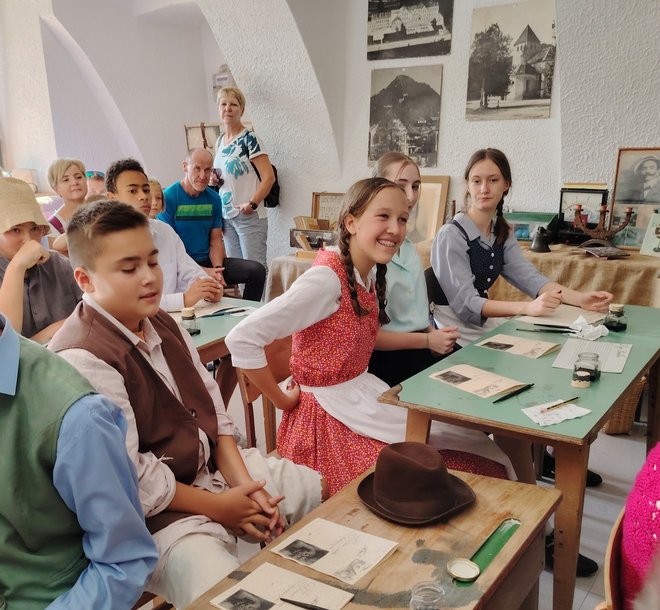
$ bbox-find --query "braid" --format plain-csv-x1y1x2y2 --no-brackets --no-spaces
493,199,510,245
375,263,390,325
338,228,365,318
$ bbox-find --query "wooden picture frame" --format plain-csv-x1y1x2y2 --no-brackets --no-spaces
611,147,660,249
558,188,610,242
407,175,450,243
311,192,344,228
184,123,222,156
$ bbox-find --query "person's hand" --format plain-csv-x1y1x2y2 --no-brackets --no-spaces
239,202,255,215
426,327,460,355
580,291,614,313
183,277,223,306
203,266,227,287
207,480,272,541
248,488,286,541
523,290,562,317
11,240,49,272
278,378,300,411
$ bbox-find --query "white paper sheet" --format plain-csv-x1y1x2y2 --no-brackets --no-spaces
517,303,605,327
476,334,559,359
522,400,592,427
552,338,632,373
210,562,353,610
430,364,526,398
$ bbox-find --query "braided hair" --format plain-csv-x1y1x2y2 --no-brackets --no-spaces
337,177,403,325
463,148,512,245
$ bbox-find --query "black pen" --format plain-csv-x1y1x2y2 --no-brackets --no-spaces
200,308,247,319
516,328,571,334
280,597,331,610
533,323,573,330
493,383,534,404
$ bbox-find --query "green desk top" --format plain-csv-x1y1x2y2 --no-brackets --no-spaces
190,297,259,350
394,305,660,445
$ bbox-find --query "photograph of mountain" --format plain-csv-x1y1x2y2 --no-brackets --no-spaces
367,0,454,60
466,0,556,121
369,65,442,167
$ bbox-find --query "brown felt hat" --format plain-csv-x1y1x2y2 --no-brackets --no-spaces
358,442,476,526
0,177,50,235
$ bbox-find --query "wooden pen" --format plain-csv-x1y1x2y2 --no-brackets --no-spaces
540,396,579,413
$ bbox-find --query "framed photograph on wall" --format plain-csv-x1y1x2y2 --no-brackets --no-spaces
311,192,345,228
184,123,222,156
611,147,660,249
407,175,450,243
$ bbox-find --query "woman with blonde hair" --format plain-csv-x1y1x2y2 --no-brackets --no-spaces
46,158,88,236
148,178,164,218
213,86,274,269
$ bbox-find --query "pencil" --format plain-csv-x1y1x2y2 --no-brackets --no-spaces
200,308,247,319
540,396,579,413
280,598,331,610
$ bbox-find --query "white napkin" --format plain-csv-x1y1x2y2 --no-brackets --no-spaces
522,401,592,427
568,315,609,341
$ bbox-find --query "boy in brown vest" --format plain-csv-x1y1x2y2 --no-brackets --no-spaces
49,201,324,608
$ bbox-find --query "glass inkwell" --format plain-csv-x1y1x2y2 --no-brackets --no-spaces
603,303,627,332
573,352,600,383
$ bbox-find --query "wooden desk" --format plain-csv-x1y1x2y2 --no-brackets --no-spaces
489,244,660,308
191,297,258,405
187,471,561,610
380,305,660,610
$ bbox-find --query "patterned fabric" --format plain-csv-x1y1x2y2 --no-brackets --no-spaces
621,442,660,609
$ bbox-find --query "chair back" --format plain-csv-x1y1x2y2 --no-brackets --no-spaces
603,508,625,610
237,336,292,454
424,266,443,306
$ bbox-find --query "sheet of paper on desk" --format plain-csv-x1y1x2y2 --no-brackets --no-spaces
523,401,592,427
430,364,526,399
517,304,605,327
210,562,353,610
552,338,632,373
476,334,560,358
271,518,398,585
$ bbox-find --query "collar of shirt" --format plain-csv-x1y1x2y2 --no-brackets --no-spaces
325,246,376,291
82,293,163,353
0,315,20,397
455,212,496,247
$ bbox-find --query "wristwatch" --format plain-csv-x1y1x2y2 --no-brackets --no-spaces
249,201,258,210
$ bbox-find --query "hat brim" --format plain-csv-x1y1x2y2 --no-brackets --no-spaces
357,471,476,526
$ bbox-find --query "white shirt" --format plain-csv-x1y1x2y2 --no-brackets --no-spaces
150,218,207,312
225,258,515,478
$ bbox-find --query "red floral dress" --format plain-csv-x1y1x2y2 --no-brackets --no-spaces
277,250,505,496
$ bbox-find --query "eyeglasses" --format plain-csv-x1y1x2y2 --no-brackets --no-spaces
85,171,105,179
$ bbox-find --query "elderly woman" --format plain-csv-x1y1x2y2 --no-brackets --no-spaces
46,158,88,237
213,86,274,269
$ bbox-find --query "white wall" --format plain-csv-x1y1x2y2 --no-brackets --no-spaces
1,0,658,258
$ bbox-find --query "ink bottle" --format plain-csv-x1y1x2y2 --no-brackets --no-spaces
181,307,198,334
574,352,600,382
603,304,627,332
409,580,445,610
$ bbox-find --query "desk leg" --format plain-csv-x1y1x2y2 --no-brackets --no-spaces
646,359,659,454
405,410,431,443
552,444,589,610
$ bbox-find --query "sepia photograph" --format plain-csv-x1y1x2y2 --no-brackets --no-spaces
367,0,453,60
218,589,274,610
279,539,329,565
434,370,471,385
369,65,442,167
612,147,660,248
466,0,556,121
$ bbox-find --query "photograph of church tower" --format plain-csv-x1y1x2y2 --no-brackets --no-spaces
466,0,556,121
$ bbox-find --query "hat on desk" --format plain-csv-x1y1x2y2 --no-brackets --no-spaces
358,442,475,526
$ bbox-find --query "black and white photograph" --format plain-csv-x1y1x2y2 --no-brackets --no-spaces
367,0,453,60
219,589,274,610
612,147,660,248
466,0,556,121
434,370,471,386
369,65,442,167
481,341,515,352
279,539,329,565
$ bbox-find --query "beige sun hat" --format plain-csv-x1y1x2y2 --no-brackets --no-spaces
0,177,51,235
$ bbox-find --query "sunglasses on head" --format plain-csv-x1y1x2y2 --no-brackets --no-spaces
86,171,105,179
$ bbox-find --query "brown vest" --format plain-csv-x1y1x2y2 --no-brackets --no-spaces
50,303,219,533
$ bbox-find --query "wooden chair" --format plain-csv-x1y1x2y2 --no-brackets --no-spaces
237,336,292,454
131,592,173,610
595,507,625,610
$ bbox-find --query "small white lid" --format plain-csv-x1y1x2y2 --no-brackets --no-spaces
447,558,480,582
181,307,195,319
609,303,624,313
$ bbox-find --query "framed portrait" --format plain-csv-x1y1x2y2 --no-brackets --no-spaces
311,192,344,228
611,147,660,249
639,212,660,258
407,175,449,243
558,188,609,238
184,123,222,157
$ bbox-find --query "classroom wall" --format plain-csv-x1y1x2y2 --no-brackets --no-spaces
0,0,658,259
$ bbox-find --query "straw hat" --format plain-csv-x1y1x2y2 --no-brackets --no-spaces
0,177,51,235
358,442,475,525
